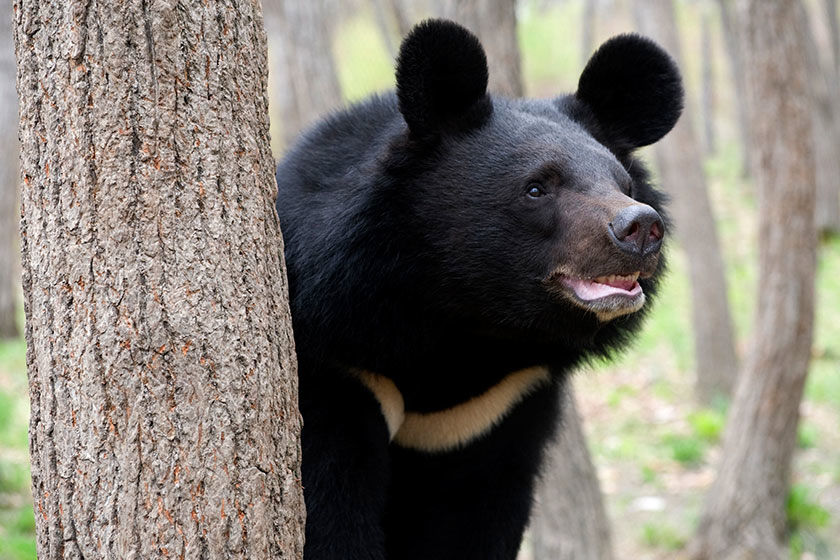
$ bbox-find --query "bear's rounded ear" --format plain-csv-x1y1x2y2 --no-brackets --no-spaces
396,19,492,139
576,34,683,150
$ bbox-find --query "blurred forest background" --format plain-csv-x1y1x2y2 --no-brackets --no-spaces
2,0,840,559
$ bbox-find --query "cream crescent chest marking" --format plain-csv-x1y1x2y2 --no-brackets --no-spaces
354,366,551,453
354,370,406,438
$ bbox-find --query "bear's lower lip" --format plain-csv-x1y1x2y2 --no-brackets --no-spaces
558,273,646,321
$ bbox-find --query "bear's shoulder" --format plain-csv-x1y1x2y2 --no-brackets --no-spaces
278,93,402,190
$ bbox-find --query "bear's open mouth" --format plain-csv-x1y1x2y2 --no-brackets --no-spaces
563,273,642,300
558,272,646,321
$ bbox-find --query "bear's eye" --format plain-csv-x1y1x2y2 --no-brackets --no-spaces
526,184,546,198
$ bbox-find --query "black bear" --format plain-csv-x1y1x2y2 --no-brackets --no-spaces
275,19,682,560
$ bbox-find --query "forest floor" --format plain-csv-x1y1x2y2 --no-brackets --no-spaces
569,327,840,560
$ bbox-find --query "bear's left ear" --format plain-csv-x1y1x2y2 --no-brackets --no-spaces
395,19,493,139
576,34,683,150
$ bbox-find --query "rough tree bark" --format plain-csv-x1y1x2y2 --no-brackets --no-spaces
717,0,752,177
263,0,343,148
441,0,524,97
635,0,739,404
689,1,817,558
0,0,19,338
531,388,613,560
14,1,305,558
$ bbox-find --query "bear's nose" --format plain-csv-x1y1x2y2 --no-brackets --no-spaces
608,204,664,256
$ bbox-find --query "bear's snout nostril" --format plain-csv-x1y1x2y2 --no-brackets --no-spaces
609,204,664,256
649,220,663,242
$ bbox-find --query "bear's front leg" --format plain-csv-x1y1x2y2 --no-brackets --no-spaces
299,367,392,560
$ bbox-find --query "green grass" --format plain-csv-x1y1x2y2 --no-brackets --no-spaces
0,391,27,450
662,433,706,467
0,535,37,560
797,422,820,450
640,520,687,551
640,463,659,486
0,460,29,494
0,325,32,559
806,236,840,410
606,384,638,408
0,389,14,435
10,505,36,534
688,409,726,443
0,337,26,378
786,484,832,559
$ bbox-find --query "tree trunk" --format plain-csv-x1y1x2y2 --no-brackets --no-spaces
371,0,399,59
0,0,18,339
390,0,416,37
701,11,716,156
581,0,597,67
634,0,739,405
717,0,752,178
689,1,817,558
531,387,614,560
827,0,839,72
442,0,524,97
14,1,306,558
264,0,343,149
806,1,840,235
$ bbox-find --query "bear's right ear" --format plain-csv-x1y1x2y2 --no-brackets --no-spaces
575,34,683,151
395,19,492,139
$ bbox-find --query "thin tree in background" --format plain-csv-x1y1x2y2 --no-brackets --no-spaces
701,11,716,155
827,0,839,73
531,388,614,560
634,0,739,404
806,0,840,235
390,0,415,37
15,0,305,557
441,0,524,97
264,0,343,149
371,0,399,59
0,0,18,339
581,0,598,66
717,0,752,178
689,0,817,557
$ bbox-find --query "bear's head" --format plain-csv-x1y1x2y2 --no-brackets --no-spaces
384,19,682,353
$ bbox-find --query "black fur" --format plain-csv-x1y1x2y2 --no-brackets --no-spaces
395,19,492,138
276,19,682,560
576,34,684,153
